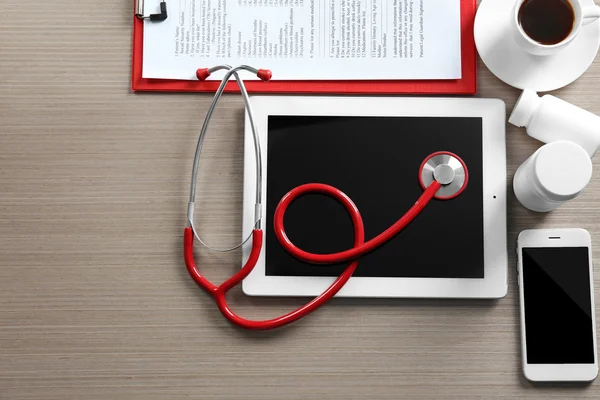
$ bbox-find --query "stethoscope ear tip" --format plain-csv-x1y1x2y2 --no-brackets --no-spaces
196,67,271,82
196,68,211,81
257,69,272,82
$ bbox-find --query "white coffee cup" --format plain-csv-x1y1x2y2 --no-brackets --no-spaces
512,0,600,56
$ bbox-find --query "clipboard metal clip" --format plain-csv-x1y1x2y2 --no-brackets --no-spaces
136,0,168,21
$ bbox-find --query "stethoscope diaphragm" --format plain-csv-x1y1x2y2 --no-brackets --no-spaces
419,151,469,200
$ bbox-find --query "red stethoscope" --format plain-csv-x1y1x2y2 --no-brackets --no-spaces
184,65,469,330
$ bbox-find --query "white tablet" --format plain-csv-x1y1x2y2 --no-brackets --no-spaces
241,96,507,299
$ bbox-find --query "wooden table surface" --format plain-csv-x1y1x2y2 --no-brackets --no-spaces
3,0,600,398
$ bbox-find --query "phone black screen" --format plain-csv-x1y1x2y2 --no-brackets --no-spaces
522,247,595,364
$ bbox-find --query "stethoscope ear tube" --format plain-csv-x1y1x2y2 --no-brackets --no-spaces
188,65,265,252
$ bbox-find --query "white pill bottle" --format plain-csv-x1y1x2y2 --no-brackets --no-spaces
512,141,592,212
509,89,600,157
509,90,598,212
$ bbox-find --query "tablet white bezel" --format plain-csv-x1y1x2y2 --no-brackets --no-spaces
241,96,507,299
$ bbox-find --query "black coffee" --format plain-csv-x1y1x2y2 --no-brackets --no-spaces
518,0,575,45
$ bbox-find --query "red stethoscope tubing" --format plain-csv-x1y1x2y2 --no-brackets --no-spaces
183,180,442,330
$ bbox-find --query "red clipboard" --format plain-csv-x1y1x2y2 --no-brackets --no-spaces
132,0,477,94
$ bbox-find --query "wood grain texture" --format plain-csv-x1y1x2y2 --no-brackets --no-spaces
3,0,600,398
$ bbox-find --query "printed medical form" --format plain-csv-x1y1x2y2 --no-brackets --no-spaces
142,0,461,80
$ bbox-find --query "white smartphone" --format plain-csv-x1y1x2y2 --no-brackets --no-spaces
517,228,598,382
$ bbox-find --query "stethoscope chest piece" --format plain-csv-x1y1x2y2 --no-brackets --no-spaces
419,151,469,200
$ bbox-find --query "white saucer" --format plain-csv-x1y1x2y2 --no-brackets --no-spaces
474,0,600,92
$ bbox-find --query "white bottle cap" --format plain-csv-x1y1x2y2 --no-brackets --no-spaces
509,89,541,127
532,141,592,202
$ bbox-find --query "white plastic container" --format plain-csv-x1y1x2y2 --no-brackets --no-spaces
513,141,592,213
509,89,600,157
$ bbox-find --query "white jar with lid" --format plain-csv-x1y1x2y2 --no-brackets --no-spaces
509,89,600,157
513,141,593,212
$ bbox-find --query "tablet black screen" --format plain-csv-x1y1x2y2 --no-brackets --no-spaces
265,116,484,278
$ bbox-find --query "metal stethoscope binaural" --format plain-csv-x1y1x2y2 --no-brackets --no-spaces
184,65,469,330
